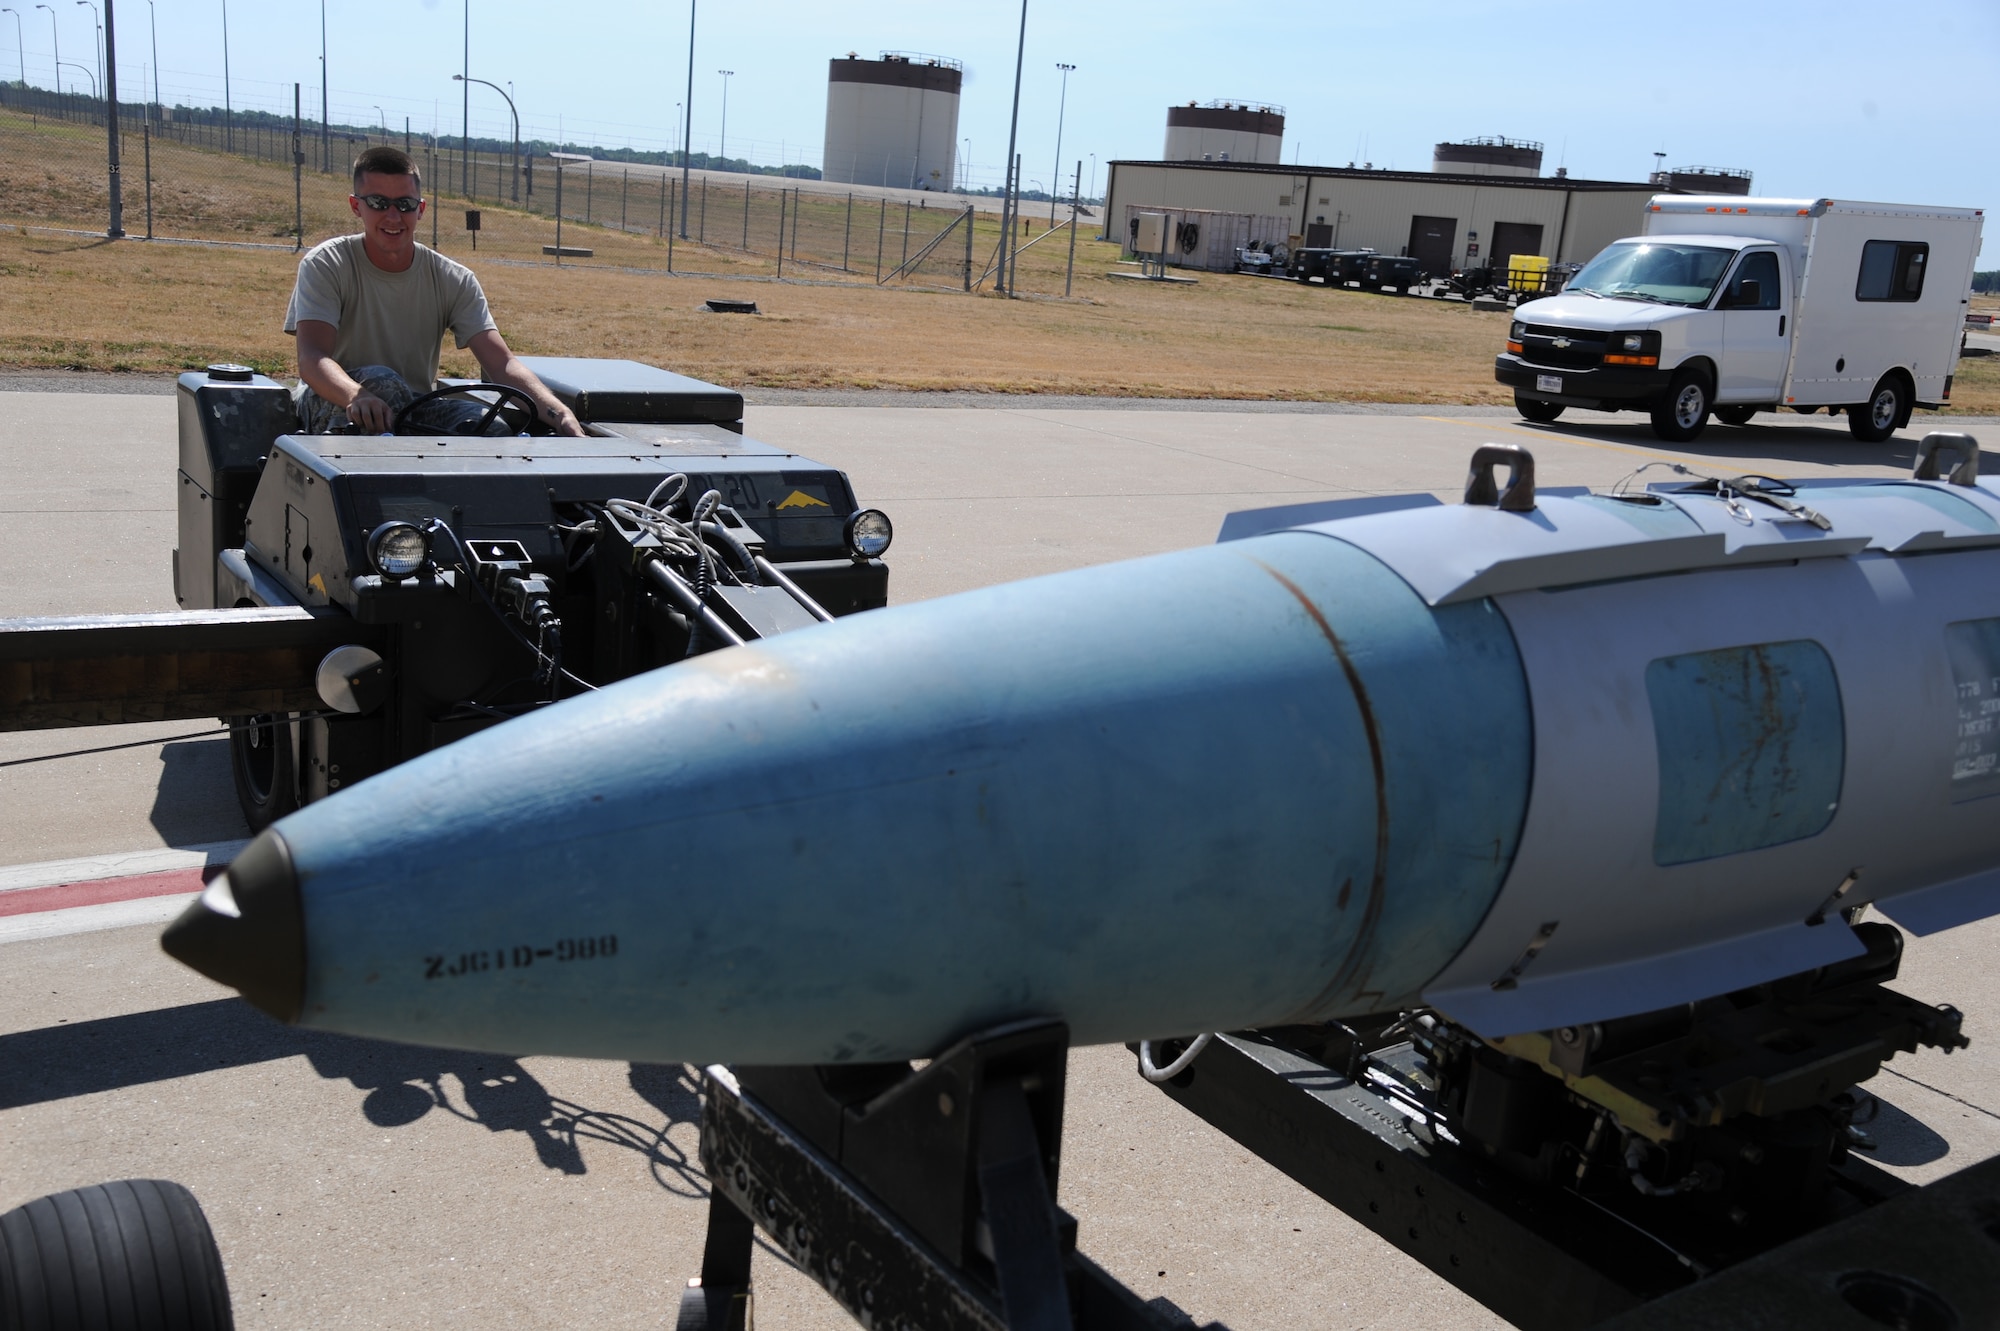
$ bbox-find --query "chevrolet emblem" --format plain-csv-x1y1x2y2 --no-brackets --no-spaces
1551,337,1572,349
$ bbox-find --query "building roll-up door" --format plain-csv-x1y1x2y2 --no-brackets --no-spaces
1407,215,1457,276
1490,221,1546,269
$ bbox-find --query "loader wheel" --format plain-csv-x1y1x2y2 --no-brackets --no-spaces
230,714,298,831
1650,369,1712,442
1848,376,1907,443
1515,394,1565,423
1715,406,1758,426
0,1179,234,1330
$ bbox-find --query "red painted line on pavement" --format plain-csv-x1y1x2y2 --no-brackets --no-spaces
0,867,219,918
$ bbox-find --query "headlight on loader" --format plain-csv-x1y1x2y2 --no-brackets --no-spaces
367,521,431,579
845,509,893,560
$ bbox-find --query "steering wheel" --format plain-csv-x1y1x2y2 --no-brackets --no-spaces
390,382,548,436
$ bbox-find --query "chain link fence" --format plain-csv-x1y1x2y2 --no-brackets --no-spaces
0,82,1090,297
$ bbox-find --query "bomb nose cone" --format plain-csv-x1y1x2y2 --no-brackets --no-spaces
161,830,306,1022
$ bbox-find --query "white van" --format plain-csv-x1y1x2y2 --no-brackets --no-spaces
1495,196,1984,442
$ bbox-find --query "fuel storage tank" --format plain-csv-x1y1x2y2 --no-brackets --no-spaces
1650,165,1755,196
822,52,961,191
1163,101,1284,164
1433,136,1543,177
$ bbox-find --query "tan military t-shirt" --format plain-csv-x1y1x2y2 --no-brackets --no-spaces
283,235,497,391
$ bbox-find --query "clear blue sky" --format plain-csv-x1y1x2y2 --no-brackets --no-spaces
14,0,1994,250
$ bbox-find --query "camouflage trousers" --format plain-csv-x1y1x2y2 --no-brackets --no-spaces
293,365,514,436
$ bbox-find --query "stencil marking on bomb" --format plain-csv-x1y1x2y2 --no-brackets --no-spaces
423,934,619,979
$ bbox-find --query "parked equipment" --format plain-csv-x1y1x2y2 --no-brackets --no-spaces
1232,238,1289,275
1290,247,1376,286
1498,195,1985,441
1361,253,1423,294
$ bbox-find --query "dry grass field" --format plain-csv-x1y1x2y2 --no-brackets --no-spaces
3,105,1996,411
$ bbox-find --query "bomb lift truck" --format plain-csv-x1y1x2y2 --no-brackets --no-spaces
4,357,894,830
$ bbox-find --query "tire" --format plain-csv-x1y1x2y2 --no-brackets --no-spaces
1849,376,1907,443
1650,369,1712,442
1715,405,1758,426
0,1179,234,1330
1515,393,1565,423
229,713,298,831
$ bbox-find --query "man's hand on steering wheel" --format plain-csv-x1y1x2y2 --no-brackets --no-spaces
539,398,585,436
391,383,552,437
344,388,395,434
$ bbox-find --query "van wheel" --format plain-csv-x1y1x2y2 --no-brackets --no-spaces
1515,394,1565,423
1849,377,1906,443
0,1179,234,1330
1650,370,1713,442
230,714,298,831
1715,406,1758,426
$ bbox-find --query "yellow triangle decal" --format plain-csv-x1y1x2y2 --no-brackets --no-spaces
776,490,831,510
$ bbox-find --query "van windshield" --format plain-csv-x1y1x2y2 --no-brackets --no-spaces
1568,242,1736,306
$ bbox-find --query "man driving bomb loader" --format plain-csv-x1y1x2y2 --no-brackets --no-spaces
286,145,583,437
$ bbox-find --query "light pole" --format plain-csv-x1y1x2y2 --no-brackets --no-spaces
961,136,969,192
73,0,95,99
220,0,231,150
57,56,90,97
997,0,1027,296
318,0,326,171
678,0,694,238
99,0,119,236
2,9,25,86
33,4,55,94
1050,61,1073,224
453,73,517,202
373,105,386,138
717,69,732,165
73,1,96,104
460,0,469,195
144,0,156,119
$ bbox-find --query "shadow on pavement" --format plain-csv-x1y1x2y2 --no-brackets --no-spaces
0,997,703,1192
1502,415,1991,474
147,738,250,848
1859,1091,1953,1168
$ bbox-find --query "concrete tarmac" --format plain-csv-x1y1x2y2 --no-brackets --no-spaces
4,387,2000,1330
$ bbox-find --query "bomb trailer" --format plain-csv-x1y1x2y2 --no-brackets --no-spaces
4,369,2000,1330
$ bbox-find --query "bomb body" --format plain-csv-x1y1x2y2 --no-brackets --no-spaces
166,459,2000,1061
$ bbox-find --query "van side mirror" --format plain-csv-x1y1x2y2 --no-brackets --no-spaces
1733,279,1761,308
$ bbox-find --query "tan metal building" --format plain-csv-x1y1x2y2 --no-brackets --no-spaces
1104,159,1659,274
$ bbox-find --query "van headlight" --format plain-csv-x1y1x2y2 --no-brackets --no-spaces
1603,330,1662,367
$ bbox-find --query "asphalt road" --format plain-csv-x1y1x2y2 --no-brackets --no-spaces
4,388,2000,1330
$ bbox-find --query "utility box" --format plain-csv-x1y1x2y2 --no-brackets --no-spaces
1134,212,1168,254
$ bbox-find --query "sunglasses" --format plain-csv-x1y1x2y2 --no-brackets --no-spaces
357,193,423,214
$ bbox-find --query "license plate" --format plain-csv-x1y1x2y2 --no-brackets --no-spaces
1537,374,1563,393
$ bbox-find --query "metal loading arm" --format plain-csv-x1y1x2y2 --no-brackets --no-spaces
0,607,380,730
